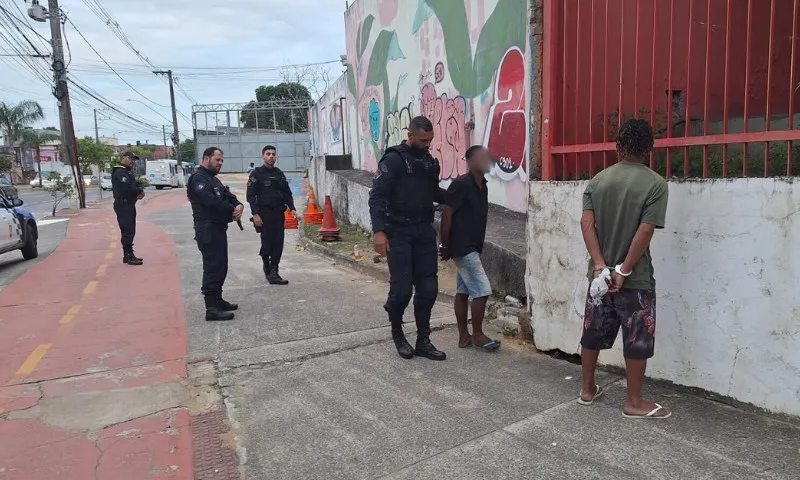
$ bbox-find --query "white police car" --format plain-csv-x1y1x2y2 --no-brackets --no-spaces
0,189,38,260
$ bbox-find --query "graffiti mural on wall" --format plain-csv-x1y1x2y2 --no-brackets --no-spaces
420,83,467,180
340,0,530,211
484,46,527,181
329,103,342,143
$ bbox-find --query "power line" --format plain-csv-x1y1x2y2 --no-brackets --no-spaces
64,16,167,113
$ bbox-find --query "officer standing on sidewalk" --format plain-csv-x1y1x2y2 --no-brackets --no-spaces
246,145,297,285
187,146,244,321
111,151,144,266
368,116,447,361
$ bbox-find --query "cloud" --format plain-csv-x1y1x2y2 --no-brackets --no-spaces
1,0,346,144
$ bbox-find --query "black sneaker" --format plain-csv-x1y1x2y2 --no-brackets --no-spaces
415,337,446,361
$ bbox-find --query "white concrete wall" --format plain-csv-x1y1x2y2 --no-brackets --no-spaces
308,156,372,233
527,178,800,416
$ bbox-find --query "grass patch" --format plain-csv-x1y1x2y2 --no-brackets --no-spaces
301,220,372,254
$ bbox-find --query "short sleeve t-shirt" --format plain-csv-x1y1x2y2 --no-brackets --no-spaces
445,173,489,258
583,162,668,290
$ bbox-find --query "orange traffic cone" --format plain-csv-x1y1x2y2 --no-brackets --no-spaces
318,195,341,241
283,207,298,229
303,187,324,224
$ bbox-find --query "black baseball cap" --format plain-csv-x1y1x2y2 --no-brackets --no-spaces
121,151,139,161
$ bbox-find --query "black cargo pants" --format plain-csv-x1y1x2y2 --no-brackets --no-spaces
113,200,136,254
195,222,229,295
384,222,439,337
258,208,285,269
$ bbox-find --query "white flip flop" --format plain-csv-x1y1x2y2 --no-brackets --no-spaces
622,403,672,419
577,385,604,406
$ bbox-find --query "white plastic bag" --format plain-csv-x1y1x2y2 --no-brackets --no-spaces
589,268,611,306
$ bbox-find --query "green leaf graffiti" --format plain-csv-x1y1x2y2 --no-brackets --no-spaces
358,14,376,59
423,0,527,97
346,63,357,98
365,30,396,87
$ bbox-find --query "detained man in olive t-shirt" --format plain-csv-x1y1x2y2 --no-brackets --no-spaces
579,118,671,419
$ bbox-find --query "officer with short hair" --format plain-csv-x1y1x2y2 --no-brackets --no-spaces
187,146,244,321
369,116,447,361
112,151,144,265
246,144,296,285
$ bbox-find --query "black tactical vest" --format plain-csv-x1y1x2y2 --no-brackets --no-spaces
252,166,285,209
384,145,440,223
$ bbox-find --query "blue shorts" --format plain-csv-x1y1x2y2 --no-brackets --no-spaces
453,251,492,298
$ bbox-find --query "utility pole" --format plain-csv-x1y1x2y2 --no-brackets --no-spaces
153,70,181,165
94,109,99,142
162,125,168,158
47,0,85,208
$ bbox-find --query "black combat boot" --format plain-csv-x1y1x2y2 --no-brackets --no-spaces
267,265,289,285
217,292,238,311
415,336,446,361
392,328,414,359
123,250,143,266
205,294,234,321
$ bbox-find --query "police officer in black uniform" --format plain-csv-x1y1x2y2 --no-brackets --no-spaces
112,151,144,266
368,116,447,361
246,144,297,285
187,147,244,321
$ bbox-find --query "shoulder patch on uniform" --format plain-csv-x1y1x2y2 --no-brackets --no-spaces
194,182,205,191
121,175,129,183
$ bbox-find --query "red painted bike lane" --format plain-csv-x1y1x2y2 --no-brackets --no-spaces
0,192,196,479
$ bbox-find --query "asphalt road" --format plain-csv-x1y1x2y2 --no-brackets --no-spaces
17,185,106,220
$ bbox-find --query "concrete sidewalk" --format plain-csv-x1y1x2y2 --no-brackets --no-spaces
151,175,800,480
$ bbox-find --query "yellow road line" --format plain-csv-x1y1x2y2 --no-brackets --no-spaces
104,252,112,260
108,242,115,249
59,305,81,325
16,344,52,376
96,264,107,277
83,281,97,295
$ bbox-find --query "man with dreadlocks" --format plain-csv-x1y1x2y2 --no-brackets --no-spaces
578,118,671,419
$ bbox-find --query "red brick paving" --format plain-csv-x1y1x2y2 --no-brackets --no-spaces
0,190,238,479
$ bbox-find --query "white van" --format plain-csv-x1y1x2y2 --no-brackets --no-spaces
146,159,182,190
100,173,113,191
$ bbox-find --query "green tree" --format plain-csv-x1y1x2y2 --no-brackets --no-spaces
178,138,195,164
130,145,156,160
0,154,12,172
240,82,311,132
19,129,60,187
0,100,45,170
76,137,116,175
47,171,74,217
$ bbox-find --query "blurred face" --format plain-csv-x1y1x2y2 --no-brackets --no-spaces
121,155,134,167
407,128,434,151
262,148,277,167
203,149,224,173
468,148,492,174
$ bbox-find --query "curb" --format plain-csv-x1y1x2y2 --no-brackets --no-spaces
296,226,529,335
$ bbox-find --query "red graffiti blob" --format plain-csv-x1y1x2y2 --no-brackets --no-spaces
485,47,527,179
420,83,467,180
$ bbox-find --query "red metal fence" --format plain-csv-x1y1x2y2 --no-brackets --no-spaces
541,0,800,180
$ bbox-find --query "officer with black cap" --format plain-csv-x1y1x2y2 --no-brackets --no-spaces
112,151,144,265
187,146,244,321
368,116,447,361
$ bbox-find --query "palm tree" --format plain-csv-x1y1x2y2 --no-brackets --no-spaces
19,129,60,187
0,100,46,173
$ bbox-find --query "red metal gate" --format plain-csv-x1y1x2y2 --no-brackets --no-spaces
541,0,800,180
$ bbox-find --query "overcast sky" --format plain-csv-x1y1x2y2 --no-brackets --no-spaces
0,0,346,145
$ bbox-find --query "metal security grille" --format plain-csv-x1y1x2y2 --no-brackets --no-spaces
192,100,312,173
541,0,800,180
